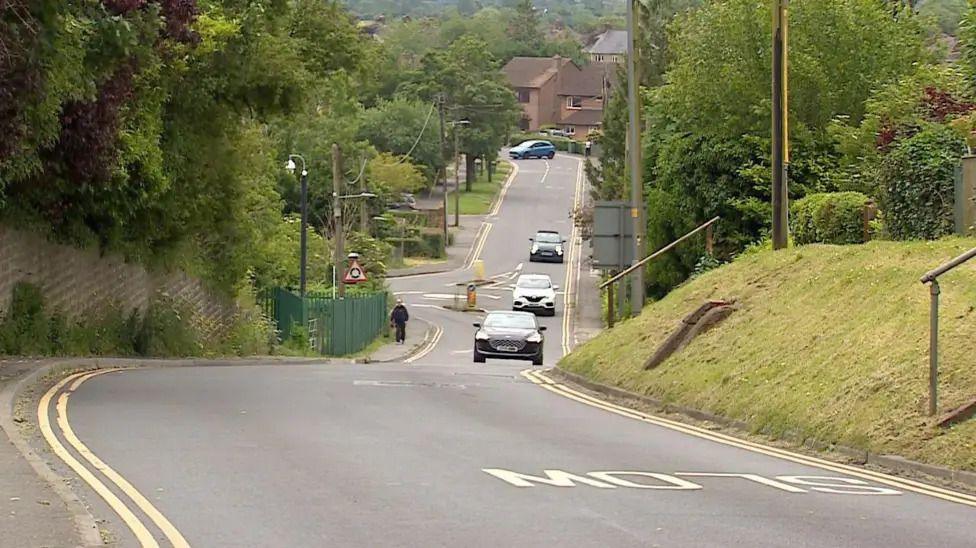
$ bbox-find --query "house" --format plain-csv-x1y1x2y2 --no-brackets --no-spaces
502,56,614,139
585,29,627,64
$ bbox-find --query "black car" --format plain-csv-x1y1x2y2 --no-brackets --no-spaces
473,311,546,365
529,230,565,263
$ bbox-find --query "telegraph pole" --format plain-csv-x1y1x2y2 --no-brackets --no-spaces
626,0,645,315
360,158,368,234
332,143,346,298
771,0,789,250
437,95,448,242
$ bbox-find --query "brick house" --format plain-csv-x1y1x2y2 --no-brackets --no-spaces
585,29,627,64
502,56,614,139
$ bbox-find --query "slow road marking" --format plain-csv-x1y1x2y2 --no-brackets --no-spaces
482,468,901,494
39,369,191,547
521,369,976,508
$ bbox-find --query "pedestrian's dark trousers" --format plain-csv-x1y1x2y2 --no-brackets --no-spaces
394,322,406,343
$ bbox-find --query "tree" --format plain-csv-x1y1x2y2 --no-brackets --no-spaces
367,153,428,197
359,98,443,184
399,36,519,190
507,0,544,54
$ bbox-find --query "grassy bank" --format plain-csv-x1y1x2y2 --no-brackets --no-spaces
447,160,512,215
561,239,976,471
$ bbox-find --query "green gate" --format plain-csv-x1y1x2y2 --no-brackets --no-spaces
260,288,388,356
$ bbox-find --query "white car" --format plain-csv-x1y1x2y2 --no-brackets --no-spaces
512,274,557,316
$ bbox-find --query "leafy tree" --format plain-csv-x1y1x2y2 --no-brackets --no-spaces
359,98,443,183
367,153,428,196
399,36,519,190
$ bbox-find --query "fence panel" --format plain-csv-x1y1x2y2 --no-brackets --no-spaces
262,289,388,356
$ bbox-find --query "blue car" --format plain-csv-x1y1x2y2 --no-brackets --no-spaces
509,140,556,160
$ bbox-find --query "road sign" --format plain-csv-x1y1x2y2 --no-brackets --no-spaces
343,259,368,284
592,201,634,269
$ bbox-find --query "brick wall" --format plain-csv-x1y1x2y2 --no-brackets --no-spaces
0,226,237,338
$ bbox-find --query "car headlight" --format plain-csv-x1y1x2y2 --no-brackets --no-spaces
527,332,543,343
475,331,490,341
531,244,539,253
555,245,563,255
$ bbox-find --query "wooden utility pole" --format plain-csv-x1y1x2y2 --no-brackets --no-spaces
438,95,448,242
333,143,345,298
771,0,789,250
626,0,644,315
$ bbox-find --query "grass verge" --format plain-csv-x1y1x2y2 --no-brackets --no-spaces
447,160,512,215
561,238,976,472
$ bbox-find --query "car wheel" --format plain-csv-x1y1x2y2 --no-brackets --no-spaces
546,309,556,317
474,348,486,363
532,352,543,366
547,152,555,159
529,255,536,262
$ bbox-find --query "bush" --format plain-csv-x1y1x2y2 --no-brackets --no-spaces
880,126,965,240
393,228,447,258
791,192,872,245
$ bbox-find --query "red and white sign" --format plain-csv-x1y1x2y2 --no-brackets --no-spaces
343,259,368,284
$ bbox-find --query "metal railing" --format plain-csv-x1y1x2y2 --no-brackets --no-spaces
600,217,719,328
920,246,976,416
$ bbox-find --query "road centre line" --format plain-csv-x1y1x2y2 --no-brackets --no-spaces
38,371,162,548
520,369,976,507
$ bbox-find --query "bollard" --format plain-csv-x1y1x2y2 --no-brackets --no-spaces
473,259,486,281
466,283,477,309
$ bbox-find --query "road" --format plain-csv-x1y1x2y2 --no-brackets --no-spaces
35,153,976,547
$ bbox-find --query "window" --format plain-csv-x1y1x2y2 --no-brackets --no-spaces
517,88,531,103
564,126,576,135
518,116,530,131
567,96,582,109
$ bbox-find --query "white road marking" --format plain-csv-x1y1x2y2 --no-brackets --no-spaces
423,293,458,300
405,323,443,364
393,291,424,296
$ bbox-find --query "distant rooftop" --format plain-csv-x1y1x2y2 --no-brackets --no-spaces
585,29,628,55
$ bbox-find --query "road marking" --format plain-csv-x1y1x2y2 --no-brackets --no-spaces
463,222,493,270
488,160,519,217
38,371,161,548
520,369,976,507
422,293,458,300
60,371,191,547
412,304,444,309
405,323,443,363
451,350,470,355
393,290,424,296
561,157,584,357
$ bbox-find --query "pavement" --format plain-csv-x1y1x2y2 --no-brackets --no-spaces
0,360,88,547
8,152,976,547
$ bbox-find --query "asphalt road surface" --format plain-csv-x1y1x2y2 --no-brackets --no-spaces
37,153,976,547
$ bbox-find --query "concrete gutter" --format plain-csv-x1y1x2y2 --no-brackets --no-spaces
550,366,976,492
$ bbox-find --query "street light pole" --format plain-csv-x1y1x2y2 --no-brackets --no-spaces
450,119,470,228
332,143,345,299
286,154,308,297
437,95,448,244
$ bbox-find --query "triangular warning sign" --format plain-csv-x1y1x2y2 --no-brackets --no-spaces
343,259,368,284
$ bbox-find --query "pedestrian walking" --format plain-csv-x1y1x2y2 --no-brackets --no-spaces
584,139,592,157
390,298,410,344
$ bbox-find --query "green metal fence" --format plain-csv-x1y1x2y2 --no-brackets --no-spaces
259,288,388,356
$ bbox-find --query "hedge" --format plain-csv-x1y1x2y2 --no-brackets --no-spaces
879,126,964,240
791,192,872,245
387,228,446,258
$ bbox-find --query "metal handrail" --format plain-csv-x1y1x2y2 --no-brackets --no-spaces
600,216,720,290
919,245,976,416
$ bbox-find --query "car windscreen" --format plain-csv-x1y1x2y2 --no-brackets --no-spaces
535,233,561,244
483,313,536,329
517,278,551,289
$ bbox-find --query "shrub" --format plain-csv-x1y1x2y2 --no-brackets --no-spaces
791,192,873,245
880,126,964,240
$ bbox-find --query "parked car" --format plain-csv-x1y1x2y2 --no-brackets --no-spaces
473,311,546,365
529,230,565,263
387,192,418,210
512,274,557,316
509,140,556,160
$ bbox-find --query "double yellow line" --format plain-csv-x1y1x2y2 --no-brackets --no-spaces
521,368,976,508
38,370,190,547
561,159,585,357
